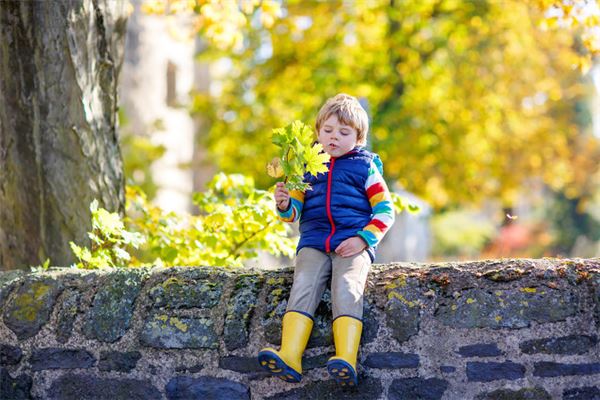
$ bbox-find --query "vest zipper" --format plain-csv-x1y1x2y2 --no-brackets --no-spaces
325,157,336,252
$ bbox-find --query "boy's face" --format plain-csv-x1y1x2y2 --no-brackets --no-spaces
317,115,359,158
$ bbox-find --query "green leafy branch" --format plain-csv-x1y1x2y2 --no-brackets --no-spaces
267,120,330,191
69,199,145,269
69,174,297,270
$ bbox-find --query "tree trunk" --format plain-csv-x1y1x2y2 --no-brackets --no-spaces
0,0,128,270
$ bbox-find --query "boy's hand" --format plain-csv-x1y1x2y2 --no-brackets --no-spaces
335,236,368,258
274,182,290,211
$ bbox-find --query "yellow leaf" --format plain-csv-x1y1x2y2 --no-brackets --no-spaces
96,209,124,234
304,143,330,176
205,213,226,228
577,57,592,74
266,157,284,178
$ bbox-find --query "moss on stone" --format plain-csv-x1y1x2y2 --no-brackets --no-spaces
12,281,51,322
436,287,578,329
3,277,63,339
224,274,263,351
385,275,407,291
0,270,25,307
483,268,528,282
169,317,189,333
388,291,418,308
148,273,223,310
385,277,424,343
520,287,537,293
140,314,217,349
83,269,148,342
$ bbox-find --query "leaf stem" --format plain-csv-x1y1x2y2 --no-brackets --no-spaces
284,147,291,184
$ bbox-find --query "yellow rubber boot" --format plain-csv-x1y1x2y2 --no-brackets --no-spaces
257,311,313,383
327,316,362,387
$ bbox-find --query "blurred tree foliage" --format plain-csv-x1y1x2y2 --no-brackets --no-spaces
431,209,496,258
532,0,599,68
547,190,600,254
171,0,599,211
142,0,282,49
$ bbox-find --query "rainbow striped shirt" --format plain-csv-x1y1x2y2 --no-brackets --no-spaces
356,159,395,247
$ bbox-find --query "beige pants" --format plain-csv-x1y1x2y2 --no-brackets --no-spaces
286,247,372,320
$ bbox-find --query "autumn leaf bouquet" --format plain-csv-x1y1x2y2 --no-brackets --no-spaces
267,120,330,191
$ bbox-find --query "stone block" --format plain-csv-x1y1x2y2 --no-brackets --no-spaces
440,366,456,373
308,292,333,348
458,343,503,357
0,344,23,365
55,289,82,343
519,335,597,355
48,374,161,400
262,274,292,345
533,362,600,377
148,270,225,309
436,287,578,329
563,386,600,400
388,377,449,400
475,387,551,400
385,276,424,343
83,269,147,342
140,314,218,349
466,361,526,382
98,351,141,372
219,356,263,373
0,270,25,309
0,369,32,400
218,356,271,380
482,268,529,282
265,376,383,400
224,274,262,351
218,353,330,378
363,352,419,369
165,376,250,400
362,301,379,344
3,277,63,339
593,274,600,328
303,353,332,371
30,348,95,371
175,364,204,373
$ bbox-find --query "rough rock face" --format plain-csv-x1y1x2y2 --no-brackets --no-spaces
83,269,148,342
0,259,599,399
3,277,64,339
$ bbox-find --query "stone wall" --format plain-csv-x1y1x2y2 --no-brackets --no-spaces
1,259,599,399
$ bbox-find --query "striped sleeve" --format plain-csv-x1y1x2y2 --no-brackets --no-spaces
277,189,305,223
357,159,395,247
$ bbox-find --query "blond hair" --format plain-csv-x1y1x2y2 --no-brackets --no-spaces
315,93,369,146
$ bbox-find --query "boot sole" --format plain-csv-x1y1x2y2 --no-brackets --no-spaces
257,350,302,383
327,359,358,387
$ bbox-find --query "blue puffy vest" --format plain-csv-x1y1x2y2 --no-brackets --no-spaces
298,147,380,261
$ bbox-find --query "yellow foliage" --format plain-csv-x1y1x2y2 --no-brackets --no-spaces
189,0,598,210
530,0,600,58
142,0,281,49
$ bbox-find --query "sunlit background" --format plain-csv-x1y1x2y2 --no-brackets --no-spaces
118,0,600,267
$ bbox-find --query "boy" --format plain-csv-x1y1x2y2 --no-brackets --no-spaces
258,94,395,387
